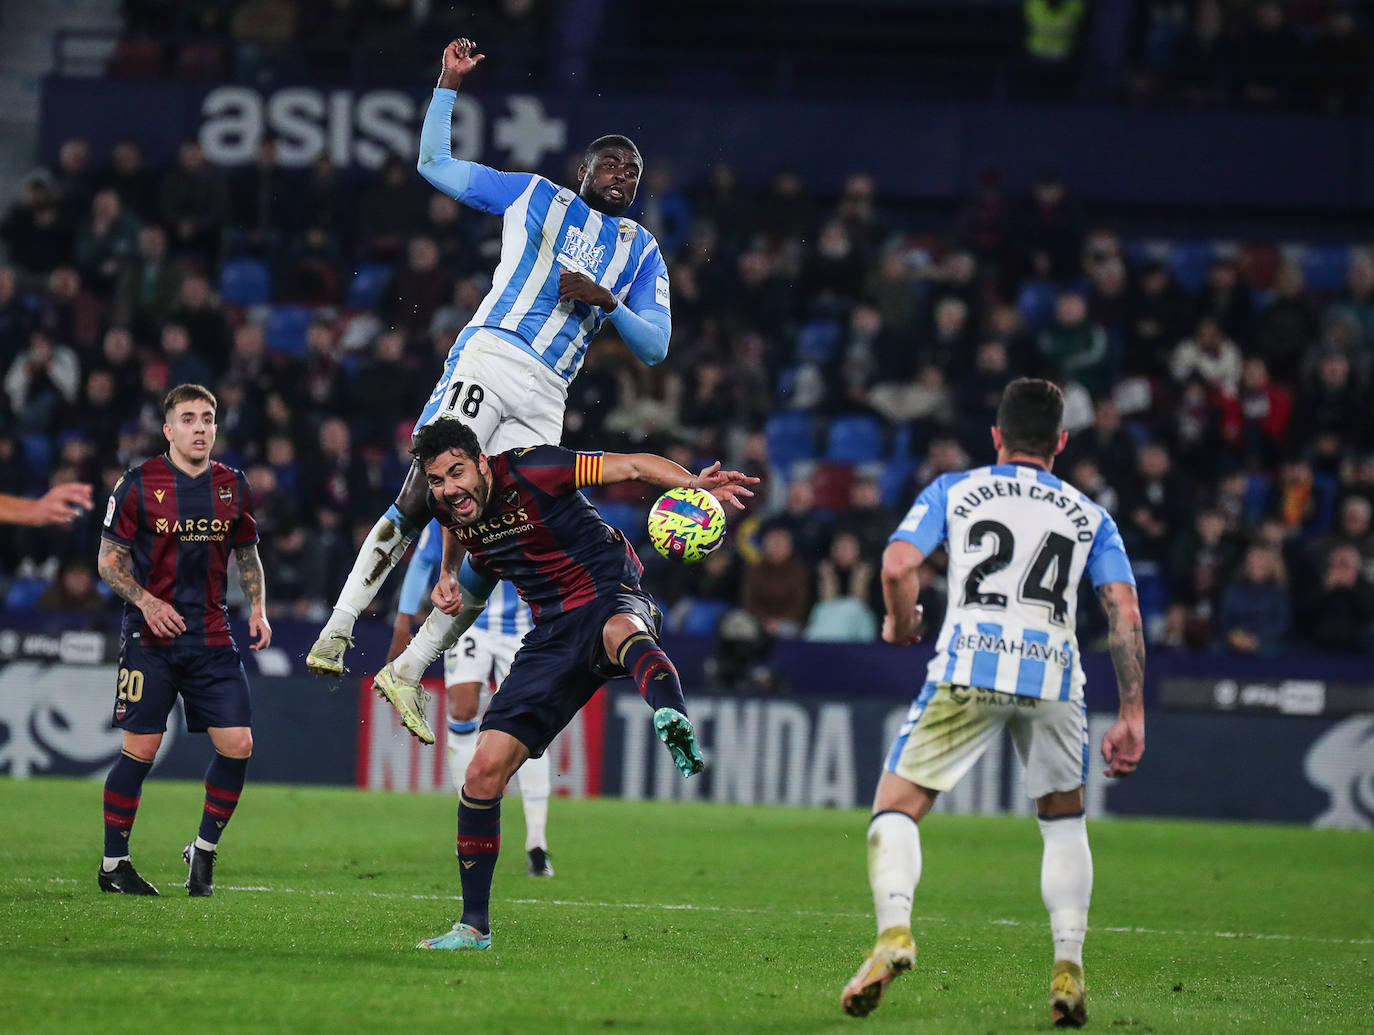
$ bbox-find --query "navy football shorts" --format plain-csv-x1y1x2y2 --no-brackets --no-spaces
112,640,252,734
482,589,662,758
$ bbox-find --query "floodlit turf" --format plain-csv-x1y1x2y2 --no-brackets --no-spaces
1,778,1370,1034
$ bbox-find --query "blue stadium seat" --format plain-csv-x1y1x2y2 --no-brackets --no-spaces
347,264,394,309
1015,280,1058,334
795,318,843,364
4,577,48,611
263,305,313,355
764,412,817,472
878,457,916,509
1167,241,1216,293
1299,245,1351,294
20,433,53,482
1132,561,1169,628
218,258,271,306
596,501,643,536
825,415,884,464
680,599,731,637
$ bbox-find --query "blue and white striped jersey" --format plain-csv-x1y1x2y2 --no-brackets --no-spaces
891,463,1135,703
398,519,532,639
418,91,671,384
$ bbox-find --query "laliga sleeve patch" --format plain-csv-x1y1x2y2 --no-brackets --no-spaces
104,495,117,527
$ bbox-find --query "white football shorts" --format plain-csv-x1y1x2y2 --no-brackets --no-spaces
884,682,1088,799
444,624,523,690
419,328,568,453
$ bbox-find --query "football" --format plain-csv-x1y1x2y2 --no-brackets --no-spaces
646,486,727,563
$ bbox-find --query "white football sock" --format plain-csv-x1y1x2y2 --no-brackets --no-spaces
867,810,921,935
446,722,478,794
517,752,551,851
1038,813,1093,966
392,610,462,684
194,835,218,852
323,514,418,634
102,855,130,871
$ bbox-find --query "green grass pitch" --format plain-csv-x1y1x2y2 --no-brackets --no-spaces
1,778,1370,1034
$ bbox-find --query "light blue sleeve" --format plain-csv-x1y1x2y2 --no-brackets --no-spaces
417,88,534,215
607,240,671,364
1086,510,1136,587
396,520,443,615
457,556,497,602
888,474,951,556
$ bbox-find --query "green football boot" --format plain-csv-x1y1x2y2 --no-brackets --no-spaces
417,922,492,950
653,707,704,776
305,630,353,677
373,664,435,745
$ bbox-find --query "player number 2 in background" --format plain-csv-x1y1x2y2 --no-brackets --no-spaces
444,380,485,419
117,668,145,702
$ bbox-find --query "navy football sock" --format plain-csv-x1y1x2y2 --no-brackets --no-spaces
103,750,154,858
618,632,687,715
198,752,248,846
456,789,502,934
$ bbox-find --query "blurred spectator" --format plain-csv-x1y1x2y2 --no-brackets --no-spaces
167,273,231,360
114,224,183,334
159,323,215,389
300,313,351,414
1257,261,1320,384
1307,496,1374,581
259,519,328,619
92,325,144,401
36,266,102,355
1323,251,1374,350
354,329,423,445
1037,290,1110,397
1,172,73,276
421,193,469,272
383,236,455,336
79,368,127,465
741,524,813,638
228,136,293,257
1293,350,1368,452
4,330,80,435
1308,8,1372,114
1233,1,1300,109
1217,357,1291,470
356,156,428,260
74,189,141,299
1118,442,1188,566
1126,260,1193,379
802,219,867,312
1217,544,1291,653
1196,257,1255,351
1171,315,1241,395
1166,507,1240,649
278,225,344,306
1068,456,1118,514
97,139,157,223
160,140,228,260
35,557,106,613
294,154,356,246
0,265,35,364
808,529,879,641
1017,169,1082,281
640,161,696,256
1298,543,1374,654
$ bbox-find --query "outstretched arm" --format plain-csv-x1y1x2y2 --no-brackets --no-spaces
1097,580,1146,777
599,454,758,510
559,271,671,365
234,544,272,650
880,540,927,646
0,483,92,526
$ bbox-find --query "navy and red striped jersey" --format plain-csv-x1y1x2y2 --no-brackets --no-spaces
428,445,643,623
100,454,258,647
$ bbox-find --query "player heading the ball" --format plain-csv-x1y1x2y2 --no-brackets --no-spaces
372,418,753,950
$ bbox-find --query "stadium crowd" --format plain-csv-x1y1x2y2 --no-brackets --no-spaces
3,3,1373,659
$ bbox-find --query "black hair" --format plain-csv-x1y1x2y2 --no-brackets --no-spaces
409,418,481,469
995,378,1064,459
584,134,641,167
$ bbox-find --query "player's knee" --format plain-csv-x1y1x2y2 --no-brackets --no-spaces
603,613,649,656
463,754,506,798
447,682,481,721
216,729,253,758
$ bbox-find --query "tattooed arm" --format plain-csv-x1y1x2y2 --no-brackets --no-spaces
234,544,272,650
97,539,186,639
1097,580,1145,777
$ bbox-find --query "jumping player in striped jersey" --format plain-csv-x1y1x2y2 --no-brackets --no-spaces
96,384,271,898
390,520,554,876
307,37,672,681
841,379,1145,1027
377,418,755,950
